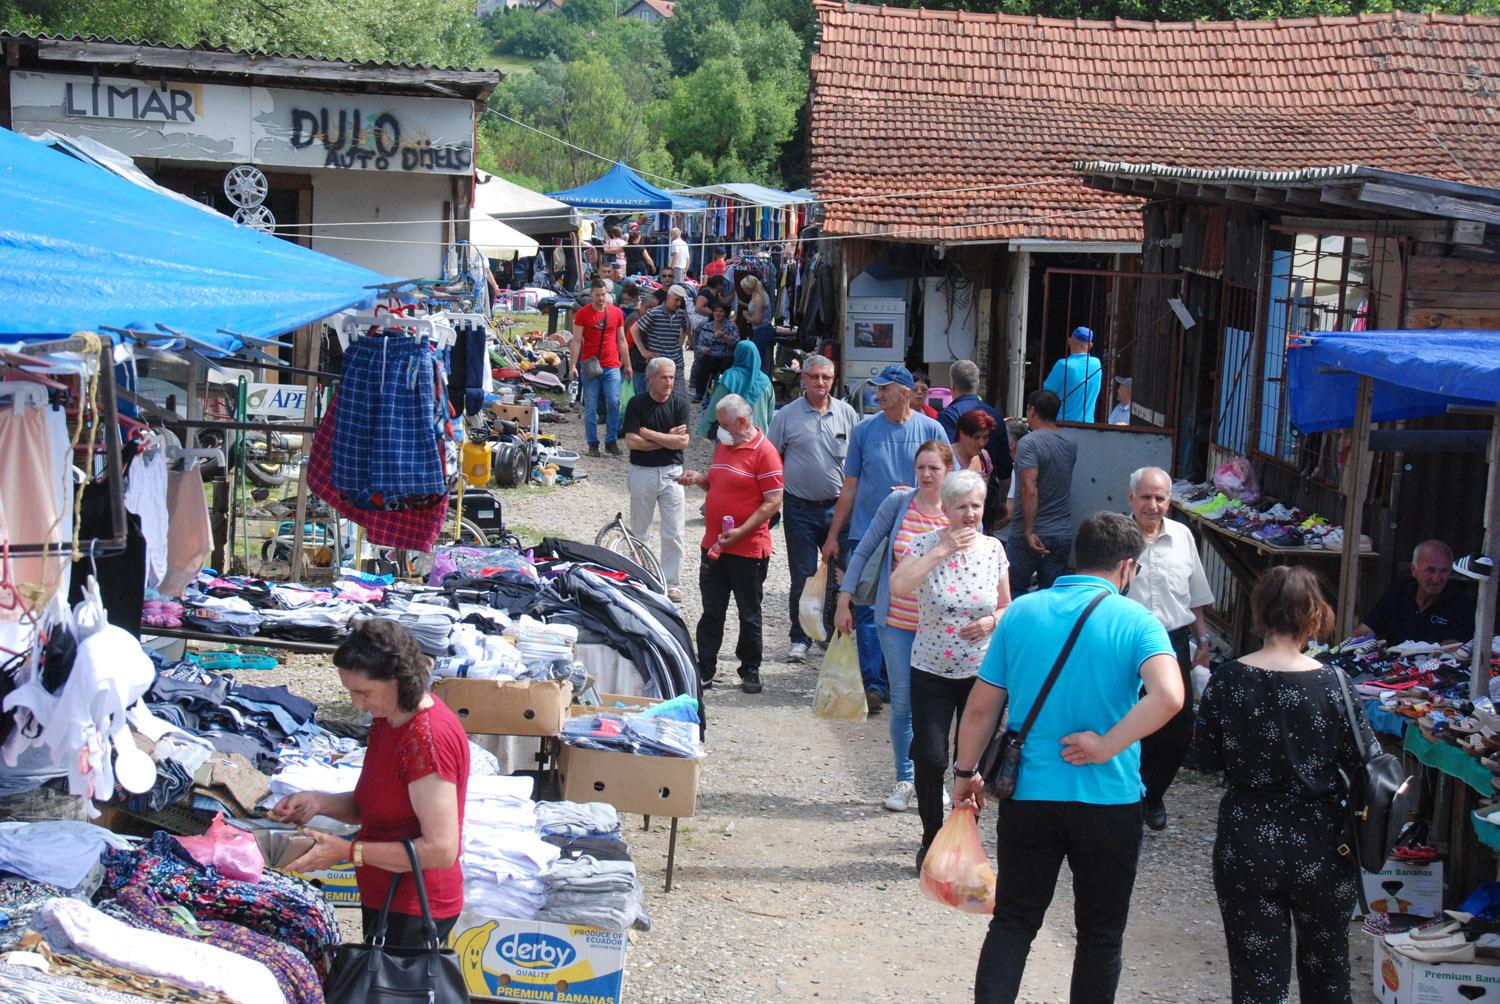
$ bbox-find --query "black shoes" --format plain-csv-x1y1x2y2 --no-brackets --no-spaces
866,688,884,714
1144,799,1167,831
740,670,763,694
587,443,601,458
605,440,622,456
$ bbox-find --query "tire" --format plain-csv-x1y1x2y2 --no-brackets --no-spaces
492,443,529,489
233,430,296,487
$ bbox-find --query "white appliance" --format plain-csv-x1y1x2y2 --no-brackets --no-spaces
845,296,908,400
921,275,977,363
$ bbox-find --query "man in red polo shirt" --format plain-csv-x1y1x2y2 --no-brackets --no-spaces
569,279,631,458
678,394,784,694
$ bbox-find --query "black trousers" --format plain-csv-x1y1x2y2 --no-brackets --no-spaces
696,551,769,681
1139,626,1193,806
361,908,459,948
1213,793,1357,1004
975,800,1144,1004
695,354,732,399
911,668,975,847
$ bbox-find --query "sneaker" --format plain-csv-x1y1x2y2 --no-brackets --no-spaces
587,443,601,458
667,588,683,603
605,440,622,456
1454,554,1494,581
866,688,884,714
883,780,916,812
740,670,763,694
786,641,810,663
1187,492,1232,516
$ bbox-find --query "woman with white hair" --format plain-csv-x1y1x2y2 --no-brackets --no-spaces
889,469,1011,869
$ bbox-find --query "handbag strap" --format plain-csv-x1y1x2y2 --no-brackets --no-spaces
1331,667,1376,916
367,837,443,949
1332,668,1369,762
1013,590,1109,747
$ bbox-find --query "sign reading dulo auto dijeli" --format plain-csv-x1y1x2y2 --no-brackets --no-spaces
9,70,474,174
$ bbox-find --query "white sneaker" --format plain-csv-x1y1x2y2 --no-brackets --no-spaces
942,787,952,809
786,641,810,663
883,780,916,812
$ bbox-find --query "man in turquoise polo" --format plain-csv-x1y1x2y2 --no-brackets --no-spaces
1042,326,1104,423
951,511,1182,1004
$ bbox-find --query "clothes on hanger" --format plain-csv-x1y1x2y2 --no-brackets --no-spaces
160,465,213,598
0,403,65,621
124,444,169,591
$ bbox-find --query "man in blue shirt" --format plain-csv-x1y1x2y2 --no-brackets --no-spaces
951,511,1182,1004
937,359,1013,488
822,364,947,711
1042,325,1103,423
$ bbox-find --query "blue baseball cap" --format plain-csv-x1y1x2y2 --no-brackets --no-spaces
1070,326,1095,343
870,365,914,388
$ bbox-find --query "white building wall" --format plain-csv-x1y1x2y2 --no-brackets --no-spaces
310,170,453,280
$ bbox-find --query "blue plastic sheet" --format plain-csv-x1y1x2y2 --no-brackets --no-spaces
549,161,705,212
0,125,395,350
1287,329,1500,433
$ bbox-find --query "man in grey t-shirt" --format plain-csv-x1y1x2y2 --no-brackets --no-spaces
1008,390,1077,593
767,355,858,661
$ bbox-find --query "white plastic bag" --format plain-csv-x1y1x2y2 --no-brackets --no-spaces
812,632,866,721
797,563,829,644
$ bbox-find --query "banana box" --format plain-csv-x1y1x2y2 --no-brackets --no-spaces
449,913,628,1003
287,862,361,906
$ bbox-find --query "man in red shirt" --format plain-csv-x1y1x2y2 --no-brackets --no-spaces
679,394,784,694
570,279,632,457
703,247,728,278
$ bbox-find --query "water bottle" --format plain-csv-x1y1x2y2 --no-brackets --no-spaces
707,515,736,560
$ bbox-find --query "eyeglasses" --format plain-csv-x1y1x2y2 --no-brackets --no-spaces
1129,560,1142,575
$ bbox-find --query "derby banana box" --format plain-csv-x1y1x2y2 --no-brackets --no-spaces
287,862,361,906
1353,860,1444,920
434,679,574,736
1372,934,1500,1003
449,913,628,1003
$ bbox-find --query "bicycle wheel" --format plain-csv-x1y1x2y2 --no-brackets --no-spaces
596,519,663,584
394,517,489,580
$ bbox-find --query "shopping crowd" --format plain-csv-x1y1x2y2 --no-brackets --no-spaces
564,303,1468,1004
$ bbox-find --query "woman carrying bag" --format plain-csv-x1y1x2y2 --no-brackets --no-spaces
274,619,470,950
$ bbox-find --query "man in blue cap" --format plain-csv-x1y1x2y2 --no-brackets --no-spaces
822,364,948,713
1043,326,1104,423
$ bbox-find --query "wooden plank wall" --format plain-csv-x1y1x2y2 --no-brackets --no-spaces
1406,255,1500,330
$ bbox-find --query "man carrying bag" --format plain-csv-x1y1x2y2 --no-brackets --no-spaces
951,512,1183,1004
325,838,469,1004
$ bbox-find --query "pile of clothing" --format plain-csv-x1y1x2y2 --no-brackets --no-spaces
182,570,392,643
1171,480,1359,550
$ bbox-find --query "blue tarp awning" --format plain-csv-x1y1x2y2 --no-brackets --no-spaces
548,161,705,212
1287,330,1500,433
0,125,395,352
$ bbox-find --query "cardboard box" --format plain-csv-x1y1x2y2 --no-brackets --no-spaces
567,693,662,717
434,679,574,736
448,913,627,1004
1372,933,1500,1003
290,862,361,906
558,744,700,818
490,402,538,428
1355,860,1444,920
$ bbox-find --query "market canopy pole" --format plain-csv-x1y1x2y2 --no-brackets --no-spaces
1337,375,1375,639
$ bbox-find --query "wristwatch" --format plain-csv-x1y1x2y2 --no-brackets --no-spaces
953,765,978,779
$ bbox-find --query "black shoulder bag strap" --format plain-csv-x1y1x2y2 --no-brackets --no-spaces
1012,590,1111,749
1332,668,1374,916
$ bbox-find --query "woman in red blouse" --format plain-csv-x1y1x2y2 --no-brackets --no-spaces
274,619,470,945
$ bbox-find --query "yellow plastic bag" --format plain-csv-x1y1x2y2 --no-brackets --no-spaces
919,806,996,915
797,563,829,644
812,631,866,721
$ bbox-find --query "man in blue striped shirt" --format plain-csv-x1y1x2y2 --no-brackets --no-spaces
631,284,692,398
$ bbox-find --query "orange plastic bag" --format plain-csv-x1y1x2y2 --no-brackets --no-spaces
919,806,996,914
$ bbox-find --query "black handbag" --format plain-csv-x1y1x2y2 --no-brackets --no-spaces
324,838,470,1004
1331,669,1418,880
980,591,1109,800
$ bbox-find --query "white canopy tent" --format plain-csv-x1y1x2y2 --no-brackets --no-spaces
468,212,539,258
473,169,578,236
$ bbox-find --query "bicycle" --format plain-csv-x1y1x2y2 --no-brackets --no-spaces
595,511,663,584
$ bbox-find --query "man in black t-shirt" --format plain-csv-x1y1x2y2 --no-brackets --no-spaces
622,356,691,603
1356,539,1475,644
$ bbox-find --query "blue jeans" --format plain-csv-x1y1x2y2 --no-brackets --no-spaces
751,323,775,374
632,371,647,397
877,624,915,782
853,602,887,699
782,495,839,644
581,366,622,446
1007,533,1072,594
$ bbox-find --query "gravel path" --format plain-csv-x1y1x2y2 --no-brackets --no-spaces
252,392,1380,1003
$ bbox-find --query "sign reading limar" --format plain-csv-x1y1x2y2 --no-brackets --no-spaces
63,80,198,122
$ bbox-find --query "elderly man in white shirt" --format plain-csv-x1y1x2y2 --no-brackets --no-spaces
1125,465,1214,833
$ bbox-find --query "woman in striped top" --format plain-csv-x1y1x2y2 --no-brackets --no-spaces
837,439,953,813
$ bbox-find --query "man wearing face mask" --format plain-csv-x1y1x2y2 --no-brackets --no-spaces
950,511,1182,1004
679,394,784,694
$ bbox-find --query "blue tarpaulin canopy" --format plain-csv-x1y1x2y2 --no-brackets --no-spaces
1287,330,1500,433
548,161,705,212
0,125,395,352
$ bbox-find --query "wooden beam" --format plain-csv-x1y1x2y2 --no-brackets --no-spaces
1279,216,1484,245
1406,289,1500,310
1337,376,1375,639
1252,186,1285,208
1367,429,1490,453
1408,306,1500,329
1359,182,1500,227
1471,416,1500,701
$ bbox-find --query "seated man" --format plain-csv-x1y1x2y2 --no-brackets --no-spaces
1355,539,1475,644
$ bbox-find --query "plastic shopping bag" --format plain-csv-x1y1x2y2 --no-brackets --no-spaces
919,806,996,914
812,631,867,721
797,563,830,644
1213,455,1261,503
175,813,265,882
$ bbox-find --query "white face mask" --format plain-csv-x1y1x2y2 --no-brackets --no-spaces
716,426,737,447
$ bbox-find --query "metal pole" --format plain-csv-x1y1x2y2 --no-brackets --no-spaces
1470,413,1500,701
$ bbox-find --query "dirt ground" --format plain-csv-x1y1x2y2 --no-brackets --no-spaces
259,389,1380,1003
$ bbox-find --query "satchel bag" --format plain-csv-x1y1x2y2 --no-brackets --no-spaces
980,591,1109,800
1331,670,1418,882
580,355,605,380
851,492,912,605
324,838,470,1004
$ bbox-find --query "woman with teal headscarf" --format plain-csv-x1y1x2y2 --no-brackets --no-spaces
698,339,775,437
